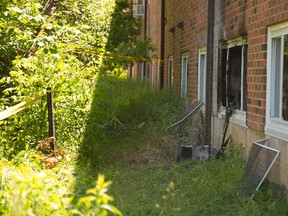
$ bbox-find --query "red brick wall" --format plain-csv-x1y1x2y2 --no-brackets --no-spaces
214,0,288,132
146,0,288,132
165,0,207,100
246,0,288,131
147,0,162,85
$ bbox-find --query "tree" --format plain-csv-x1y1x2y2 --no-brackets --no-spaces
0,0,152,157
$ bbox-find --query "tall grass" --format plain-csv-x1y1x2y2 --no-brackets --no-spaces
104,144,288,216
78,76,185,166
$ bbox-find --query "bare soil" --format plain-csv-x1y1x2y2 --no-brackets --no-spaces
114,134,181,166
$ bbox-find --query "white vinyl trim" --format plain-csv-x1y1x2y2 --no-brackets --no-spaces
181,53,189,97
265,22,288,142
198,47,207,103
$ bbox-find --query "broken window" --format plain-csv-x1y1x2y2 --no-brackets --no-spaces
221,42,247,111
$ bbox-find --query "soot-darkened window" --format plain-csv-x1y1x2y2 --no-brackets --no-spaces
221,45,247,111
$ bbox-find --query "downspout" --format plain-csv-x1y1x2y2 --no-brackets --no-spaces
143,0,148,79
160,0,165,88
206,0,215,155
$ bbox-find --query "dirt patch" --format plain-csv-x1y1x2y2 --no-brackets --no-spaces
114,134,181,166
108,110,206,166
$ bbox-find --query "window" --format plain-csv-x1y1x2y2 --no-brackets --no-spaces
157,59,161,89
168,56,173,88
266,23,288,141
198,48,206,102
221,38,247,111
137,62,142,78
151,62,155,85
181,53,189,97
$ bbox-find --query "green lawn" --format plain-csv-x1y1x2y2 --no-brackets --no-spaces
101,148,288,216
77,77,288,216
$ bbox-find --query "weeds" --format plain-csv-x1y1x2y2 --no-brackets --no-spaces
0,76,287,215
78,76,184,167
0,150,121,216
104,144,288,216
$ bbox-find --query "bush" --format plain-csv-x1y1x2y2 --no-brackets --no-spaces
0,151,122,216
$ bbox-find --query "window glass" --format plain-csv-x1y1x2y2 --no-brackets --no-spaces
272,38,281,118
271,35,288,121
199,52,206,102
266,23,288,141
181,54,189,97
221,45,247,111
283,35,288,120
168,57,173,88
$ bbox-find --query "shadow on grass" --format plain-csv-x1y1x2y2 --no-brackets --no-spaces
71,0,185,206
72,74,185,203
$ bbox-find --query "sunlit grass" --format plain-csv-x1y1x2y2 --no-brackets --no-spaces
103,147,288,216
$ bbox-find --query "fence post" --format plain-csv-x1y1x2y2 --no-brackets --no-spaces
47,87,56,150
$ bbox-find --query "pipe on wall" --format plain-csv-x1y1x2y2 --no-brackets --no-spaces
160,0,165,88
143,0,148,79
206,0,215,154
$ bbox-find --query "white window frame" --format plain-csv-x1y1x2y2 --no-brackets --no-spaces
181,53,189,97
266,22,288,142
151,62,155,85
141,62,144,79
220,37,247,127
198,47,207,103
157,59,161,89
168,56,174,88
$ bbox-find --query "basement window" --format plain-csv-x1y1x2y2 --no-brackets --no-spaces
220,37,247,126
266,22,288,141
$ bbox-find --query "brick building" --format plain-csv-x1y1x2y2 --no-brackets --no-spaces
130,0,288,188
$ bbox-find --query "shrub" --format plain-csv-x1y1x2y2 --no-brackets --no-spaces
0,151,122,216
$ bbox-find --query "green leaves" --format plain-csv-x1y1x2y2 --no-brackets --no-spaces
0,151,122,216
76,174,122,216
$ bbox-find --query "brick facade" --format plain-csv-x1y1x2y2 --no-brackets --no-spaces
165,0,207,100
214,0,288,132
132,0,288,188
147,0,162,86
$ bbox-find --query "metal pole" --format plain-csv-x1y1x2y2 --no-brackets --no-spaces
143,0,148,79
160,0,165,89
47,87,56,150
206,0,215,156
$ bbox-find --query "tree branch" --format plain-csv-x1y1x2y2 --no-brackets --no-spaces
25,0,58,57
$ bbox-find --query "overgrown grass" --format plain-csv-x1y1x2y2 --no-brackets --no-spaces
78,76,185,167
1,76,287,215
103,145,288,216
76,76,288,215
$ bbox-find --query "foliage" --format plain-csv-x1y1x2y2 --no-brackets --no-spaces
0,0,151,157
0,0,152,214
0,150,121,216
75,174,122,216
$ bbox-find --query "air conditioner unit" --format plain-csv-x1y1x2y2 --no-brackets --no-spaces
134,4,144,16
